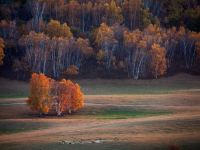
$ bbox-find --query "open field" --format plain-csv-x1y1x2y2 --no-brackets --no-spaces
0,74,200,150
1,73,200,98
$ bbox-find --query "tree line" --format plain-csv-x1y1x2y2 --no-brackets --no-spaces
0,0,200,79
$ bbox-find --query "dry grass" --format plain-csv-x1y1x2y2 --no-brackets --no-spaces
0,74,200,150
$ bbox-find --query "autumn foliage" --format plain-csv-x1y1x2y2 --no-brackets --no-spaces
150,44,167,78
27,73,51,114
63,65,79,77
51,79,84,115
1,0,200,80
45,19,72,38
27,73,84,116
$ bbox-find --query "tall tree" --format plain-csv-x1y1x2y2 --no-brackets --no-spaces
104,0,123,25
149,43,167,78
19,31,50,74
124,29,148,79
79,1,93,32
27,73,52,114
27,0,46,32
65,0,81,28
122,0,141,30
95,23,117,70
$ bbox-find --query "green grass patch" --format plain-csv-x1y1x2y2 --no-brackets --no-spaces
0,94,28,99
1,74,200,98
0,78,29,98
79,80,200,95
0,121,49,134
95,109,169,119
78,107,170,119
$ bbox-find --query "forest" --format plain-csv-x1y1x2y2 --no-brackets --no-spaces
0,0,200,79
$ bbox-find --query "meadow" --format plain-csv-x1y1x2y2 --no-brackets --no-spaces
0,74,200,150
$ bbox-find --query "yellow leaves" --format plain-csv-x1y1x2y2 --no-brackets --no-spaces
28,73,51,114
145,24,160,34
76,38,93,56
188,31,200,60
19,31,49,48
46,19,72,39
95,23,115,46
150,44,167,78
124,29,142,47
104,0,123,25
96,50,106,62
138,40,147,49
0,37,5,65
71,83,84,111
64,65,79,76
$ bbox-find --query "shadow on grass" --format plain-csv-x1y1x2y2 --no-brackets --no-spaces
0,120,50,135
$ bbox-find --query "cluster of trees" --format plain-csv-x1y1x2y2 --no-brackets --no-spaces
27,73,84,116
0,0,200,79
23,0,148,31
95,23,200,79
1,0,199,31
18,20,93,78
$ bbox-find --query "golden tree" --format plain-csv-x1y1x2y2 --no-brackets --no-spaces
46,19,72,38
150,43,167,78
0,37,5,65
27,73,52,114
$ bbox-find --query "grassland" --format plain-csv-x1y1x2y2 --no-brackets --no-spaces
1,73,200,98
0,120,49,135
0,73,200,150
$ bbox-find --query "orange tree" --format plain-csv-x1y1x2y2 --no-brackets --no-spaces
27,73,51,114
27,73,84,116
51,79,84,116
